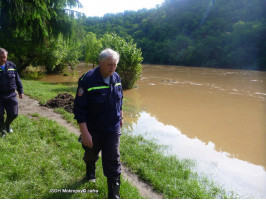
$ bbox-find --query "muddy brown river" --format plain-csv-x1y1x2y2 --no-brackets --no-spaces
40,63,266,198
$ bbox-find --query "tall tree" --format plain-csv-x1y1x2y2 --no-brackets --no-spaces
0,0,83,72
84,32,101,68
0,0,82,45
81,0,266,70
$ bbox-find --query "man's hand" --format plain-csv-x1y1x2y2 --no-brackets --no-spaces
79,123,93,148
19,94,24,99
81,131,93,148
120,119,123,128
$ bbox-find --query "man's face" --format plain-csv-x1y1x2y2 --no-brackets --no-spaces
0,53,7,66
99,57,118,78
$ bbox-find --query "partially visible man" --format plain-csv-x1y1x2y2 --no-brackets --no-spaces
74,48,123,199
0,48,24,137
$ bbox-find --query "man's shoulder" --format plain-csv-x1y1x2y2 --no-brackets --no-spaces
113,72,121,82
6,61,16,68
78,67,99,85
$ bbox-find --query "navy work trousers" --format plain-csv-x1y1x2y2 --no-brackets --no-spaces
82,130,121,178
0,92,18,123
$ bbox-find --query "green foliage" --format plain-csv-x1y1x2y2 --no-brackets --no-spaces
84,32,102,67
37,36,81,73
82,33,143,89
81,0,266,70
0,0,84,73
0,0,82,45
100,33,143,89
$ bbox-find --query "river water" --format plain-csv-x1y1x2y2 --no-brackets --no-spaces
40,63,266,198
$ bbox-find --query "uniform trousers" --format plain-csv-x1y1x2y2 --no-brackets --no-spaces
82,129,121,178
0,92,18,123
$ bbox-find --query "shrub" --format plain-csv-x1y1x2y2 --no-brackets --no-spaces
100,33,143,89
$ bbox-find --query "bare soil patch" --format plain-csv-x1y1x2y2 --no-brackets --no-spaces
44,93,74,113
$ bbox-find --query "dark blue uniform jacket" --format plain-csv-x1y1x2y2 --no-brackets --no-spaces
73,66,123,133
0,61,23,95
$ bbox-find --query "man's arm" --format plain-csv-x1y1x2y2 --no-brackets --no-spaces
74,77,93,148
14,65,24,97
79,122,93,148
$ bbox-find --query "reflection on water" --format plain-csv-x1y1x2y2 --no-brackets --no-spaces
123,65,266,198
127,111,266,198
41,63,266,198
39,63,93,83
124,65,266,168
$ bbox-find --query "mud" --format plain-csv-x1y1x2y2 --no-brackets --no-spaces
44,93,74,113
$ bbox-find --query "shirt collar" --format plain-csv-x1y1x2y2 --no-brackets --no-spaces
95,66,115,85
0,63,5,70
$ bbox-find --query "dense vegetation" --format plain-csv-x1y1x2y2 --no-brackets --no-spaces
81,0,266,70
0,0,84,73
83,33,143,89
0,0,143,88
1,0,265,73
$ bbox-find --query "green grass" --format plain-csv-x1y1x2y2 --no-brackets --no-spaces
20,79,236,199
54,107,78,127
22,80,77,104
0,115,142,199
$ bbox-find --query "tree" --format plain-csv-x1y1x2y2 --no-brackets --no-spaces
36,35,81,73
84,32,101,68
0,0,82,45
0,0,83,72
80,0,266,70
227,20,266,70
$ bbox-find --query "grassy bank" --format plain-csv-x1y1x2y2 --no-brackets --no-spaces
22,80,77,104
20,79,234,198
0,114,142,199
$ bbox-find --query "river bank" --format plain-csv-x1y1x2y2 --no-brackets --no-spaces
37,63,266,198
11,79,235,198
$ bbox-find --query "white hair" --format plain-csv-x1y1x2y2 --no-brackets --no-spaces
0,48,8,55
99,48,119,64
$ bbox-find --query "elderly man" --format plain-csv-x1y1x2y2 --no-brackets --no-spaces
0,48,24,137
74,48,123,199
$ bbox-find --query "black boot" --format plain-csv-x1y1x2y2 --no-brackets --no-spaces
5,123,13,133
107,175,120,199
0,117,7,137
86,162,96,182
5,114,16,134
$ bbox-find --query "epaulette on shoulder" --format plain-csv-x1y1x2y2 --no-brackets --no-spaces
80,71,88,81
6,61,16,68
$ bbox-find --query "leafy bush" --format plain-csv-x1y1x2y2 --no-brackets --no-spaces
100,33,143,89
83,33,143,89
37,37,81,73
84,32,102,68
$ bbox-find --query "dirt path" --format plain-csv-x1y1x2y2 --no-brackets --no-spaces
18,95,163,199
